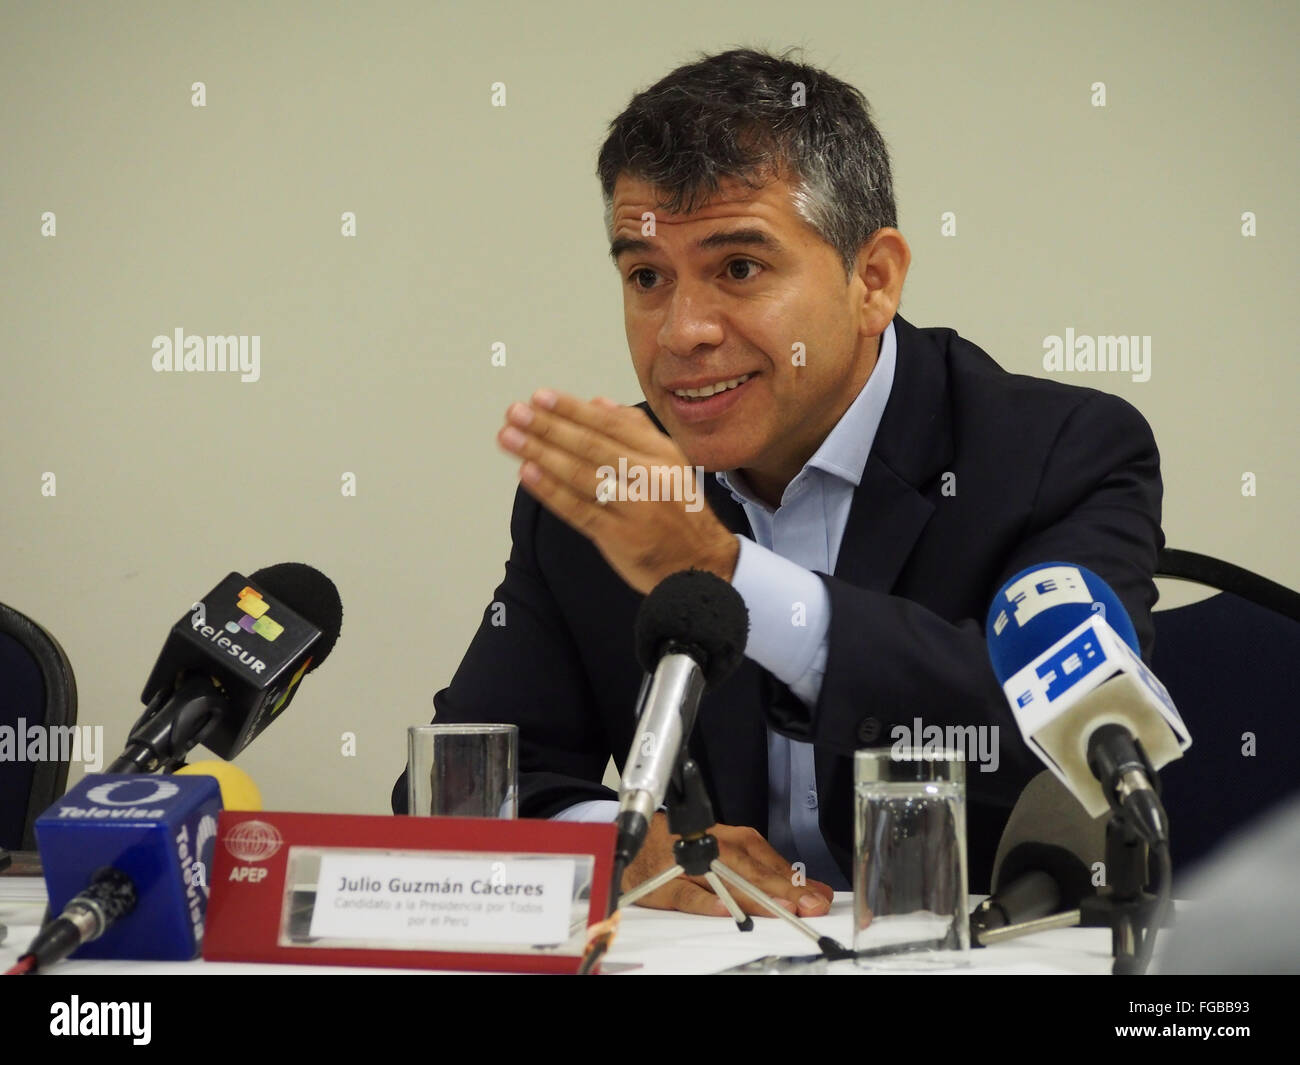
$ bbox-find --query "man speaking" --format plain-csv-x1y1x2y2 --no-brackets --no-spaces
391,47,1163,921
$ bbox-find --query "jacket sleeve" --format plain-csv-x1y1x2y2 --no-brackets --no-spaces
391,484,617,815
762,391,1165,804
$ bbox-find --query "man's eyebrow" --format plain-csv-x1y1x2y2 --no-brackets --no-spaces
609,227,787,264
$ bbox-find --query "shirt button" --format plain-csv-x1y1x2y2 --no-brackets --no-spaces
804,790,819,810
857,717,882,744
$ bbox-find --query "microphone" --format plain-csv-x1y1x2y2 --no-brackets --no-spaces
108,563,343,773
986,563,1190,845
18,773,223,970
614,570,748,867
175,759,264,810
970,770,1107,941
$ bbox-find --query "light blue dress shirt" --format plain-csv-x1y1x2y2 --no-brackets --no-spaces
554,322,899,893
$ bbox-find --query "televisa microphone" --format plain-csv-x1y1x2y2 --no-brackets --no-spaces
613,570,749,869
107,563,343,773
986,562,1190,845
970,770,1107,942
10,773,225,973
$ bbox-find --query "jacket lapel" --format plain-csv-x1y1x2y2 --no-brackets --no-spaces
832,314,953,591
814,315,955,870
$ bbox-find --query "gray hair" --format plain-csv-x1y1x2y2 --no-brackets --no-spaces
597,46,897,280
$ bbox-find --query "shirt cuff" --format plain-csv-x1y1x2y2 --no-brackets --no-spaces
550,799,619,822
730,535,831,704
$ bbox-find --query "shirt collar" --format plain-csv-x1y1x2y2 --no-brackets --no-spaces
716,317,897,502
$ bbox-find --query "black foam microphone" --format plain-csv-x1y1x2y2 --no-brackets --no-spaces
614,570,748,867
971,770,1106,942
108,563,343,773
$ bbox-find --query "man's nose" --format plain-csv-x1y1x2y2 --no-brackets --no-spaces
657,279,725,357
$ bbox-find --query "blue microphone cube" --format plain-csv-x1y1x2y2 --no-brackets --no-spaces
35,773,223,960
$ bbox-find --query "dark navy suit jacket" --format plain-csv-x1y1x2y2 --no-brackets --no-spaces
392,314,1164,891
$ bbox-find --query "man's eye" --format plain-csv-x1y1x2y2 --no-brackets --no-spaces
726,258,762,281
627,259,762,291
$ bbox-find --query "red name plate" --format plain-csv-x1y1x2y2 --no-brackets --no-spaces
203,811,615,973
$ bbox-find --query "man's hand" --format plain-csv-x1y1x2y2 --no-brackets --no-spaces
497,389,739,595
623,812,835,918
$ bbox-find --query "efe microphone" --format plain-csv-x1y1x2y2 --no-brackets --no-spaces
986,562,1189,845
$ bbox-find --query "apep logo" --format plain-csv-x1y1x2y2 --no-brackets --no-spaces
991,565,1092,635
85,779,180,807
224,819,283,883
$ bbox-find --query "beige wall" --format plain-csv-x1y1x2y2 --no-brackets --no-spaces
2,1,1294,812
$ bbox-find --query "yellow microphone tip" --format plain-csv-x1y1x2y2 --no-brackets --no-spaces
176,759,263,811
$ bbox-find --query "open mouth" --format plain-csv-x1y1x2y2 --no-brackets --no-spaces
670,373,754,401
665,372,756,423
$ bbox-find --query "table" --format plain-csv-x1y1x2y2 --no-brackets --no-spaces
0,879,1119,974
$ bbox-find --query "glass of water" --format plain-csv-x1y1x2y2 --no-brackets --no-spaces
406,724,518,818
854,747,968,969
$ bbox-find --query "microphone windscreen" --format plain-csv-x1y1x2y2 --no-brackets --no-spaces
634,569,749,687
992,770,1108,898
248,562,342,670
986,562,1139,683
175,759,263,810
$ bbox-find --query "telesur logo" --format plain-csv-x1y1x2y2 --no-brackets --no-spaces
187,585,280,676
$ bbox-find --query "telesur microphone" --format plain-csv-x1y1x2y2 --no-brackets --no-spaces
614,570,748,866
25,773,222,967
986,563,1190,843
109,563,343,773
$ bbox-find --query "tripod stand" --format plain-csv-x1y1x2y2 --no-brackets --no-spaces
1077,811,1173,974
973,794,1174,975
617,754,853,960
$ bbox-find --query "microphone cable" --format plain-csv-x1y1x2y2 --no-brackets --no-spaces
5,868,137,975
577,855,627,975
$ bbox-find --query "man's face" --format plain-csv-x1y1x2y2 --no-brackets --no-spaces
609,173,881,491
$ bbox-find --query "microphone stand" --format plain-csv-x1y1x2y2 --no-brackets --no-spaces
975,750,1174,975
1077,813,1170,975
106,677,224,773
616,753,853,961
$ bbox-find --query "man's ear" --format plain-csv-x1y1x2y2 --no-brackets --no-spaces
853,228,911,337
